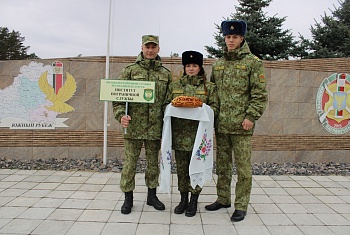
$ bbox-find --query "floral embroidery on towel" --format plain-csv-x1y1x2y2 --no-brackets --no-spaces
161,149,172,169
195,129,212,162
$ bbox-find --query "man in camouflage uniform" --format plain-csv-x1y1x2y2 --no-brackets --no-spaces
205,20,268,222
112,35,172,214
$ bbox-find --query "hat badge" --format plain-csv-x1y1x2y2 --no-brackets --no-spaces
230,26,234,30
190,55,193,58
149,36,154,40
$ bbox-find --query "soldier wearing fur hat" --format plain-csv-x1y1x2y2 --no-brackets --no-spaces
112,35,172,214
204,20,268,222
165,50,219,217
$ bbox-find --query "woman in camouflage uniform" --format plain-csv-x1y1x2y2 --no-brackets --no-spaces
166,51,219,217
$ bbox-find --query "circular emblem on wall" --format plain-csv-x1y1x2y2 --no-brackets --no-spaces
316,73,350,134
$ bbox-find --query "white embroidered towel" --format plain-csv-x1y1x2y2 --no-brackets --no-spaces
189,104,214,189
159,103,214,194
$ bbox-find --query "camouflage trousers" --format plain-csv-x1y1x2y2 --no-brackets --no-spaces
120,139,161,192
215,133,252,211
174,150,202,194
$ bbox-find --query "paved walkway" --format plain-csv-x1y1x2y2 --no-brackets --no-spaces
0,169,349,235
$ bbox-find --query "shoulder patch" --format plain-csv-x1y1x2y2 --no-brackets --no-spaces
161,66,170,72
249,54,261,62
124,63,136,69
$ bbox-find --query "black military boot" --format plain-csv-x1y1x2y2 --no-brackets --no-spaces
121,191,133,214
185,193,199,217
174,192,189,214
147,188,165,210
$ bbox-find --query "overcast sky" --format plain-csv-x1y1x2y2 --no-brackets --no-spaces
0,0,341,59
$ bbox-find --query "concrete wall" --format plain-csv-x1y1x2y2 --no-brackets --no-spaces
0,56,350,163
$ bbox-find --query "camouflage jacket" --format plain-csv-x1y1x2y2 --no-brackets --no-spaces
165,75,219,151
210,41,268,135
112,52,171,140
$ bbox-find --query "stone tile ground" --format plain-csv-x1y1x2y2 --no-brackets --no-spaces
0,170,349,235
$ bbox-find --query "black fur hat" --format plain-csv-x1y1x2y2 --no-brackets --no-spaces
182,51,203,67
221,20,247,36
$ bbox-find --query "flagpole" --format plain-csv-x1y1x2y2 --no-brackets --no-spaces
103,0,113,165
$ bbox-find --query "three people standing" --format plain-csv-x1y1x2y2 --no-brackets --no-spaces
114,19,267,222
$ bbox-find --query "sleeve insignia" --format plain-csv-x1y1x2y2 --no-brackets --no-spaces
259,74,266,83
